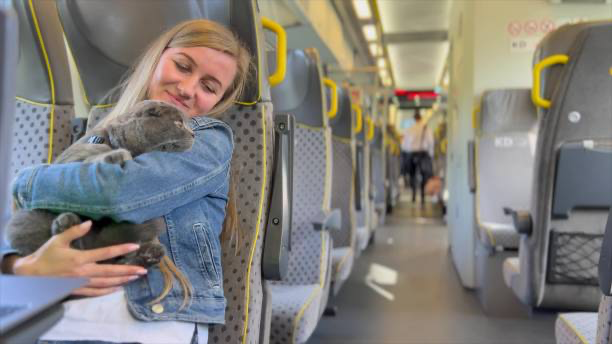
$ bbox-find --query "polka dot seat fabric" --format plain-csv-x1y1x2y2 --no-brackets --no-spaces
209,103,274,344
555,312,597,344
268,125,333,344
9,102,74,176
597,296,612,344
329,137,356,295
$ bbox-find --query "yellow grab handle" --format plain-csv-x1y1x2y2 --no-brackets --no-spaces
366,116,375,141
261,17,287,87
532,54,569,109
472,105,480,130
323,78,338,119
352,104,363,134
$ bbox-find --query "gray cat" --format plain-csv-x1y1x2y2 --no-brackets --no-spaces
6,100,195,267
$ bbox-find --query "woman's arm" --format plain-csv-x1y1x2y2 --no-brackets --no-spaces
13,124,233,224
3,221,148,297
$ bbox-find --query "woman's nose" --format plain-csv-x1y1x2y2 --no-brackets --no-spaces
178,77,198,98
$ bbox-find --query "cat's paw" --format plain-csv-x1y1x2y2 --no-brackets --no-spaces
51,212,83,236
138,243,166,267
99,149,133,166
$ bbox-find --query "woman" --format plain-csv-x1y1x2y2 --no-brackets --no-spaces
2,19,251,343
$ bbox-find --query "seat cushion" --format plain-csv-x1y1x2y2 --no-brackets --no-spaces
503,257,520,288
478,222,520,249
331,247,354,295
556,312,597,344
269,284,323,344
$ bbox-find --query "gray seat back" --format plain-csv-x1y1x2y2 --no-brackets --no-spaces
355,107,370,232
269,48,331,285
475,89,537,248
56,2,275,342
56,0,263,129
524,22,612,310
385,127,401,209
268,48,333,343
0,3,18,231
371,122,385,206
328,86,355,250
11,0,74,172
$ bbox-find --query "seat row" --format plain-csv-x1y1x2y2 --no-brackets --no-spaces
4,1,402,343
465,19,612,339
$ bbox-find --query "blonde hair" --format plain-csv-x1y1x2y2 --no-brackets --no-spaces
98,19,251,309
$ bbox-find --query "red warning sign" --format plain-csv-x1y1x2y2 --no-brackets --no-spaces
507,21,522,36
524,20,538,36
540,19,555,34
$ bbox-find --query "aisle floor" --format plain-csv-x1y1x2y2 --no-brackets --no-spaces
308,199,557,344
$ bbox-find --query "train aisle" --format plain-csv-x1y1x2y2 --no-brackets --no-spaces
309,194,557,344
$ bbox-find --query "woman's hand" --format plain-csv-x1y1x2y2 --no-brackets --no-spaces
12,221,148,297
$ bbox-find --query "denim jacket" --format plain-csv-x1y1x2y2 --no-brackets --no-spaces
11,116,232,325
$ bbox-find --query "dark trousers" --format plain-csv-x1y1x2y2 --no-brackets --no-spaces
401,151,432,203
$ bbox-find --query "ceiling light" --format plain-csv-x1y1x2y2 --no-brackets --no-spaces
377,58,386,69
352,0,372,20
369,43,381,57
379,68,388,80
362,24,377,42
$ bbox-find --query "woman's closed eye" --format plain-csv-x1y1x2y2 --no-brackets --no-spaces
201,81,217,94
174,60,191,73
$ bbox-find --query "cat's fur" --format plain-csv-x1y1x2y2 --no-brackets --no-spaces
7,100,195,267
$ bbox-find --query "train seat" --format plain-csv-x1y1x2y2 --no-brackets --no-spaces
385,127,401,212
267,48,336,344
473,88,537,316
354,104,372,252
56,1,283,342
503,21,612,311
370,122,387,226
328,85,356,296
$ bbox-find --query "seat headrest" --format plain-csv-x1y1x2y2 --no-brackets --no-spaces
479,89,537,134
57,0,259,105
269,49,325,127
534,21,608,108
329,86,352,139
15,0,72,104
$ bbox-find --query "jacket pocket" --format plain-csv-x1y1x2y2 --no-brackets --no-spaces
192,223,221,288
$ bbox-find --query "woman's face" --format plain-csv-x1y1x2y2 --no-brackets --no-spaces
148,46,238,118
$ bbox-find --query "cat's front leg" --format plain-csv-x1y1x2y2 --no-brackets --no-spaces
52,212,86,250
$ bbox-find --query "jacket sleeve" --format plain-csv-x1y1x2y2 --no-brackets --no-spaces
12,124,233,224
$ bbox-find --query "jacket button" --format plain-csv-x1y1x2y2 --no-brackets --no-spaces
151,304,164,314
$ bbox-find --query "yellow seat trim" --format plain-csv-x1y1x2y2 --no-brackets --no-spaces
558,314,590,344
28,0,56,163
241,103,268,343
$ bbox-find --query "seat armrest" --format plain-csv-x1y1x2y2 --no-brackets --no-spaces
503,207,532,235
262,114,294,281
312,209,342,232
355,146,363,211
